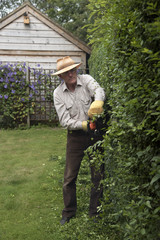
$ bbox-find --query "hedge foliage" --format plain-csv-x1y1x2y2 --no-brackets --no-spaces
87,0,160,239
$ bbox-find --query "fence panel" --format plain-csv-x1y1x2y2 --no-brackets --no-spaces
28,68,60,124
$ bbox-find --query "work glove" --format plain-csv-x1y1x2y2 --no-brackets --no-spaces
82,121,88,131
88,100,104,119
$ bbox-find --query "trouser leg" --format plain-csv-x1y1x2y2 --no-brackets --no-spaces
62,132,86,218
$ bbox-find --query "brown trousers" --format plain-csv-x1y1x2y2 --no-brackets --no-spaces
62,130,104,218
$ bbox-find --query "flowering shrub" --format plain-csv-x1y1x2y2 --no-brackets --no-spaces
0,62,53,128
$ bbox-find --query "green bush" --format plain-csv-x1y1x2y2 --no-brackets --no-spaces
87,0,160,239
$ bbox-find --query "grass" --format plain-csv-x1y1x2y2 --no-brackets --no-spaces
0,127,67,240
0,127,107,240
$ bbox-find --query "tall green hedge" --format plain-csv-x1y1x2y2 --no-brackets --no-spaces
87,0,160,239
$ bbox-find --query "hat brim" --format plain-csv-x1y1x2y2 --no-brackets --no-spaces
52,63,82,76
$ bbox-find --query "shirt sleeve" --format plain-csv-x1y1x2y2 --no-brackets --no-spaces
53,90,83,130
85,75,105,101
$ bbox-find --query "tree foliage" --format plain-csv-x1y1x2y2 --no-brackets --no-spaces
36,0,90,43
0,0,20,17
86,0,160,239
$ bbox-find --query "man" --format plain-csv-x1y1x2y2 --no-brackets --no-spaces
53,56,105,225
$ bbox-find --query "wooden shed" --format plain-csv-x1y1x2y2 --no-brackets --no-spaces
0,1,91,124
0,1,91,70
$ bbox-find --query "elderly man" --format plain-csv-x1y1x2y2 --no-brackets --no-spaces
53,56,105,225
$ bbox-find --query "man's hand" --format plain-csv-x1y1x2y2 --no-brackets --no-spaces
88,100,104,118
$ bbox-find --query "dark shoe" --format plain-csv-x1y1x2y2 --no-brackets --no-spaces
60,216,72,225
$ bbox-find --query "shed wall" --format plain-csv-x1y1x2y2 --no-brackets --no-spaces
0,14,87,71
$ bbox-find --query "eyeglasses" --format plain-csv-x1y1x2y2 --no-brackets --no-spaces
62,68,77,76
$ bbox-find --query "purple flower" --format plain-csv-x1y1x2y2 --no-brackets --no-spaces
0,95,2,98
8,72,13,77
11,89,15,94
0,78,4,82
21,98,25,102
4,84,8,88
30,84,35,91
4,95,8,99
37,64,41,67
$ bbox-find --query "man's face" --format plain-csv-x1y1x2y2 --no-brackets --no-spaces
60,68,77,87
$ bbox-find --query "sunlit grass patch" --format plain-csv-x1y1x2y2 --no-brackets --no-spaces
0,127,67,240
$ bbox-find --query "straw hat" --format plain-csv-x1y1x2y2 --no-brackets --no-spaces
52,56,82,75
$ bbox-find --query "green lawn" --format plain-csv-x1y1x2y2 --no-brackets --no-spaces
0,127,67,240
0,127,106,240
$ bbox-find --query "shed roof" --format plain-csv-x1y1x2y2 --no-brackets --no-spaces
0,1,91,55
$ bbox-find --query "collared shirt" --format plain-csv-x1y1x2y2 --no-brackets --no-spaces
53,74,105,130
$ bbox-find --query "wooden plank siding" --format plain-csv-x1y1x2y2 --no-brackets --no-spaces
0,14,86,70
